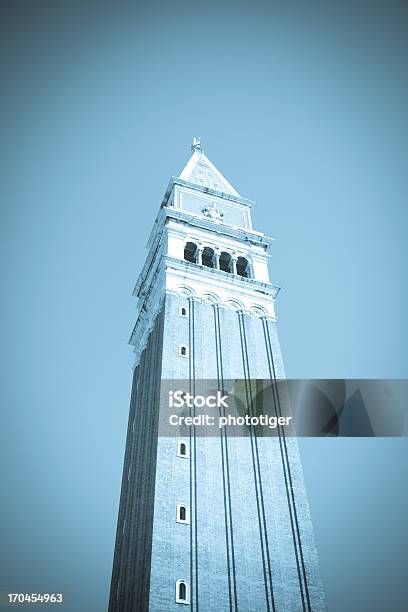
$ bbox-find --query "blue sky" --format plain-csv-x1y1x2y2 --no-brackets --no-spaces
1,1,407,610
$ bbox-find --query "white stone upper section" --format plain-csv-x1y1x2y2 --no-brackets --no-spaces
179,148,240,197
129,140,279,364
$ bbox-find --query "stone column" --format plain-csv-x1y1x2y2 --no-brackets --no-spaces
196,245,203,266
231,254,237,275
214,249,220,270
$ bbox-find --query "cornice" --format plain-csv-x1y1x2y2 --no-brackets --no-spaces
164,256,280,299
164,208,273,249
162,177,255,209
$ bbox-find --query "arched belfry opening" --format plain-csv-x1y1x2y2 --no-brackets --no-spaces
237,256,250,278
219,251,232,273
184,242,197,263
202,247,215,268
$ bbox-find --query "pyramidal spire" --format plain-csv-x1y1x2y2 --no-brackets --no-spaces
179,137,240,197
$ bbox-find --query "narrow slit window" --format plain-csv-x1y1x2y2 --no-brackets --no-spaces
176,580,189,604
177,441,189,457
179,582,186,600
176,503,189,524
179,306,188,317
179,345,189,358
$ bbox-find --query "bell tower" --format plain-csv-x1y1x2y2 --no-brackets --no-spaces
109,140,326,611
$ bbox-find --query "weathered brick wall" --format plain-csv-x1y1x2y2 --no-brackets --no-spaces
146,294,326,612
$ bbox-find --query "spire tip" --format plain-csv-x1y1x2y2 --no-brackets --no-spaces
191,137,202,153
